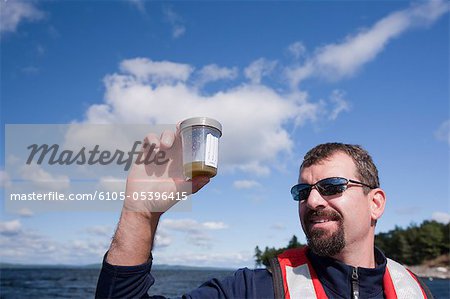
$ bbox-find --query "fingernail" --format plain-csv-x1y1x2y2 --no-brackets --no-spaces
162,135,174,146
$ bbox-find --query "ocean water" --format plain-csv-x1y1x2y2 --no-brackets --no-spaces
0,268,448,298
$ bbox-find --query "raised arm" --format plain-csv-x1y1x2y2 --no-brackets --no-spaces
108,127,210,265
95,127,210,298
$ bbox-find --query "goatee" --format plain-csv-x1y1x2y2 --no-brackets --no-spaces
305,210,345,257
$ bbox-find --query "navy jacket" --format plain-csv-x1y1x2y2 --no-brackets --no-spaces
95,248,430,299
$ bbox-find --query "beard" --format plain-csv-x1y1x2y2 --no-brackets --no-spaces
304,210,345,257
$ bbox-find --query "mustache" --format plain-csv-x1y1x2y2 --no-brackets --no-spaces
305,209,342,222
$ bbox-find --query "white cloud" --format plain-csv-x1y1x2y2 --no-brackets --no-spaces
0,0,45,36
98,176,126,193
285,0,449,86
76,2,449,176
163,6,186,38
68,238,110,258
244,58,277,84
270,223,286,230
85,225,114,237
233,180,261,190
159,218,228,248
81,59,317,176
17,208,34,217
20,163,70,191
287,41,306,59
432,212,450,224
202,222,229,230
62,123,140,154
0,222,111,264
36,44,45,55
160,218,199,231
0,227,59,261
435,120,450,146
0,170,11,189
0,219,22,236
328,90,351,120
161,218,228,231
128,0,146,13
119,58,193,84
187,232,213,247
154,250,253,268
235,161,271,177
173,26,185,38
154,230,172,248
196,64,238,87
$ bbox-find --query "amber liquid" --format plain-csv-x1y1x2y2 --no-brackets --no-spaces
183,161,217,179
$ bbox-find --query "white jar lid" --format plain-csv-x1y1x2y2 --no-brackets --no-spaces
180,117,222,136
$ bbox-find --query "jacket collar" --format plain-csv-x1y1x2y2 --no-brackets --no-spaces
307,247,387,298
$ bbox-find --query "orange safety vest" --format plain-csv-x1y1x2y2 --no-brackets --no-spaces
269,247,432,299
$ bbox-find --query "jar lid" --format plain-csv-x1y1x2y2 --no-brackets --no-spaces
180,117,222,135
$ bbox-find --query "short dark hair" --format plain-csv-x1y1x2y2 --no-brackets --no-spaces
301,143,380,192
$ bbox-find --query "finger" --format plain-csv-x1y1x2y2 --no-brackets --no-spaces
144,133,160,150
175,121,182,138
160,130,176,149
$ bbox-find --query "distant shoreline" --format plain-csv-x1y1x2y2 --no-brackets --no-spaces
408,265,450,279
2,262,449,279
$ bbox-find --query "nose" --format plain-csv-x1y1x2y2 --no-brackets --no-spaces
304,187,328,210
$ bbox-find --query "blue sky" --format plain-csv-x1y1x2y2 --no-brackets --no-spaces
0,0,449,268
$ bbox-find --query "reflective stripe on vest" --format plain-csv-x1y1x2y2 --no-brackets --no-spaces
386,258,425,299
285,264,317,299
275,247,427,299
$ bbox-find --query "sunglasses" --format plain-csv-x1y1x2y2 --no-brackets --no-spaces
291,177,377,202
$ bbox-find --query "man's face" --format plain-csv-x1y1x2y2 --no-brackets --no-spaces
299,152,373,257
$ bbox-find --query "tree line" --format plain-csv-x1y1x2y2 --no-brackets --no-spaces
375,220,449,265
254,220,449,267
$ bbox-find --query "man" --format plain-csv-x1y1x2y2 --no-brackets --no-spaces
95,128,433,298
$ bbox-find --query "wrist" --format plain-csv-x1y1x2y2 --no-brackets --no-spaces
106,210,161,266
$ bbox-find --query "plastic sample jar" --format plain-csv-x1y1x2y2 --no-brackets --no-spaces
180,117,222,179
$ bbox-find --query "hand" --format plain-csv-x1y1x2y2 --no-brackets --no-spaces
123,125,211,216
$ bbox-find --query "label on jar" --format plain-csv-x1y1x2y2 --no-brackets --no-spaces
205,134,219,168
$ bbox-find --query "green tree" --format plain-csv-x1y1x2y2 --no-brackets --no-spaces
391,231,413,264
254,246,263,268
440,223,450,254
375,231,389,252
375,220,448,265
287,235,301,249
415,221,443,261
255,236,304,267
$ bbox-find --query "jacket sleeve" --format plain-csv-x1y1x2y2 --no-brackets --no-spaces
95,252,153,299
95,252,274,299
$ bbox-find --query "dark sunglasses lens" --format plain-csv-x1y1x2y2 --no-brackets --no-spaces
317,178,347,196
291,185,311,201
298,187,311,202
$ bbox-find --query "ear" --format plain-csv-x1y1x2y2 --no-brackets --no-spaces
369,188,386,224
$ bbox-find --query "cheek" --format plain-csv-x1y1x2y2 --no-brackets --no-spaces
341,199,372,227
298,205,304,221
299,204,307,227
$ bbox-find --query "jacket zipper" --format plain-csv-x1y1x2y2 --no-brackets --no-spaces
351,267,359,299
